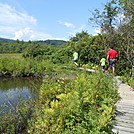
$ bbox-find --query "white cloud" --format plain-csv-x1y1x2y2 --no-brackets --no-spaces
66,24,87,36
92,27,101,36
94,28,101,34
12,27,52,41
12,27,69,41
64,22,75,28
58,20,75,28
0,3,54,41
0,3,36,26
0,3,77,41
13,28,33,40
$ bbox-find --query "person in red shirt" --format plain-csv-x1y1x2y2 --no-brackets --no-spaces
107,47,118,74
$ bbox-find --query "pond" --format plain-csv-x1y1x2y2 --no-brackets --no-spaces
0,77,43,113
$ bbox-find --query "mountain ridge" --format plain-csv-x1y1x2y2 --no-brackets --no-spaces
0,37,67,45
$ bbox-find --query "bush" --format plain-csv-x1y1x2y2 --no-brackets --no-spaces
28,71,119,133
0,57,52,77
119,75,134,89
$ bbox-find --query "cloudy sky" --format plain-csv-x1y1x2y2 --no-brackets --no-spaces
0,0,111,41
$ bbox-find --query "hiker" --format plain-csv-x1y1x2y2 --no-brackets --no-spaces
100,55,106,72
73,50,78,66
107,46,118,74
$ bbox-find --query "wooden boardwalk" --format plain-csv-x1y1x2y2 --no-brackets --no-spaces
112,77,134,134
77,69,134,134
63,66,98,73
63,66,134,133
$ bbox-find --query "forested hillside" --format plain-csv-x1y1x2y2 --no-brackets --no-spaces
37,39,67,45
0,38,67,53
0,37,15,42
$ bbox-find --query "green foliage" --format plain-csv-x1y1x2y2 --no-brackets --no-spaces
0,1,133,133
0,1,133,76
89,0,119,34
22,43,55,59
0,40,27,53
69,31,90,42
0,39,67,53
118,0,134,76
1,29,132,76
89,0,134,76
28,72,119,133
119,75,134,89
0,37,15,42
0,99,34,134
0,57,47,77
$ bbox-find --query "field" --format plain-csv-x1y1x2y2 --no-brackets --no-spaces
0,53,22,58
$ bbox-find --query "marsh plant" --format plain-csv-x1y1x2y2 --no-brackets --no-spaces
0,98,34,134
0,57,59,77
28,72,119,134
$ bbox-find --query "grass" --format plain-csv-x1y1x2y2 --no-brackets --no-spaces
0,53,22,58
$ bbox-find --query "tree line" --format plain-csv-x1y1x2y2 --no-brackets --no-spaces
0,39,66,53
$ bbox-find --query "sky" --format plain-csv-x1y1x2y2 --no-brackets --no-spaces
0,0,111,41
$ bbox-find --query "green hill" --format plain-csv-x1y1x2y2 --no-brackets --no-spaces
0,37,67,45
0,37,15,42
0,37,67,53
37,39,67,45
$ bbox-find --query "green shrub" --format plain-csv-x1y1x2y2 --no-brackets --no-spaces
28,72,119,133
119,75,134,89
0,57,54,77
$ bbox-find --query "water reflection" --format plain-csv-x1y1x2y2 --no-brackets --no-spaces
0,77,43,108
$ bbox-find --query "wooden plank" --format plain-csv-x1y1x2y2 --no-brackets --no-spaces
112,129,134,134
63,66,97,73
77,67,97,72
112,77,134,134
114,118,134,125
115,121,134,129
113,126,134,133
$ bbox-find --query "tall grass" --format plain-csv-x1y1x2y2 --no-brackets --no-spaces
0,98,34,134
0,53,22,58
0,57,58,77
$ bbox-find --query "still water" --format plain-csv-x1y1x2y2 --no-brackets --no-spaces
0,77,43,111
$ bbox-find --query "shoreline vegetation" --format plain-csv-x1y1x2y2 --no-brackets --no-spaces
0,64,120,134
0,53,133,88
0,56,47,77
0,53,22,58
0,55,120,133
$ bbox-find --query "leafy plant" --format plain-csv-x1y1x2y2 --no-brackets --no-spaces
28,71,119,133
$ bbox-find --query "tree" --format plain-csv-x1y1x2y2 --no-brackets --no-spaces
69,31,90,42
89,0,119,34
117,0,134,76
89,0,134,76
